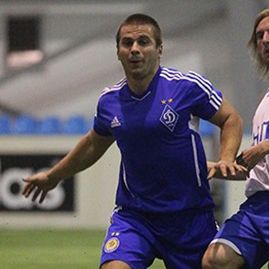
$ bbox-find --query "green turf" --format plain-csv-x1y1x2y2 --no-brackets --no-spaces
0,229,164,269
0,229,267,269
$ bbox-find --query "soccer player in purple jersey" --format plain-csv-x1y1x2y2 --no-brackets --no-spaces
202,9,269,269
22,14,243,269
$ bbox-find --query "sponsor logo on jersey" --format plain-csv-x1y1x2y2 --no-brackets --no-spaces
253,121,269,145
111,116,121,128
104,237,120,253
160,104,179,132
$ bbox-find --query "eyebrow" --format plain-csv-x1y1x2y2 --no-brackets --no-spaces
255,29,269,37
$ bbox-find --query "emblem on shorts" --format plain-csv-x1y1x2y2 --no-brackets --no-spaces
160,104,179,132
104,237,120,253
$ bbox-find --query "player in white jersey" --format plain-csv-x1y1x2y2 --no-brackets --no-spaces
202,8,269,269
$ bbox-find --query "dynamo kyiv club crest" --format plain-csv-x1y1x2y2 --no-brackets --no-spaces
160,104,179,132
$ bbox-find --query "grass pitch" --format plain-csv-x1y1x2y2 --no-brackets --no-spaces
0,229,163,269
0,229,267,269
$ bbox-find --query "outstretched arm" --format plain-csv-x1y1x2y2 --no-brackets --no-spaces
22,130,115,203
209,97,243,177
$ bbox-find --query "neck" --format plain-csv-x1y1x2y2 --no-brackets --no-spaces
128,77,151,95
127,66,159,96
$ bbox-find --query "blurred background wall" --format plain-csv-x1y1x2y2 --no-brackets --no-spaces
0,0,268,228
0,0,268,126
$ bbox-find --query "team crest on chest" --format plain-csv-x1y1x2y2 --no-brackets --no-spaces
104,237,120,253
160,104,179,132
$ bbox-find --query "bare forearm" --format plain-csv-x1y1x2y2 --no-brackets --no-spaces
47,136,94,182
209,98,243,162
22,130,114,204
47,131,114,183
219,113,243,161
262,140,269,155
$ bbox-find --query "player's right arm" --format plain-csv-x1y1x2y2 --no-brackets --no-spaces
22,129,115,203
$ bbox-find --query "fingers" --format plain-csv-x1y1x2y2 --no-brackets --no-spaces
207,167,216,180
22,178,48,204
22,179,36,198
39,191,48,203
216,160,246,178
32,188,42,202
220,162,240,177
218,161,232,177
32,189,48,203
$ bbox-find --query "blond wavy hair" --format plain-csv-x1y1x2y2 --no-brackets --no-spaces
248,9,269,77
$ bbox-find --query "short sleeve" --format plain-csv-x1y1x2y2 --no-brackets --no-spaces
93,98,112,136
184,71,223,120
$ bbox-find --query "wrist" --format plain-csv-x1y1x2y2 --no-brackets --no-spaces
263,140,269,154
218,157,235,163
47,171,61,184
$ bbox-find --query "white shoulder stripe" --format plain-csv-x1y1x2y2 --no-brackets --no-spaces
187,73,221,101
161,67,183,78
186,77,222,109
160,73,181,81
160,73,182,81
186,71,222,102
160,68,183,81
160,68,222,110
187,78,222,103
184,73,222,110
188,71,212,87
162,67,184,76
114,78,127,88
99,78,127,98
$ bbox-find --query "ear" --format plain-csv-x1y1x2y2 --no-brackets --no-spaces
117,47,121,60
117,51,120,61
158,45,163,55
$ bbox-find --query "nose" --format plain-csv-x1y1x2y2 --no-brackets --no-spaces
130,41,140,54
262,30,269,44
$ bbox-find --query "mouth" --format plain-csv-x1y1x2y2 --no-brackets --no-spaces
130,59,141,63
129,57,143,63
128,60,143,69
262,51,269,59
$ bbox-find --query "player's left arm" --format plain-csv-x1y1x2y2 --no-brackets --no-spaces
208,97,243,177
238,140,269,170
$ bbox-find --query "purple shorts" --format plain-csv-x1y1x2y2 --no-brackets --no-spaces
212,191,269,269
100,207,217,269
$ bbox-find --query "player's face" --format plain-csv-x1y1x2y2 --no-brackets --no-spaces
256,16,269,66
117,24,162,81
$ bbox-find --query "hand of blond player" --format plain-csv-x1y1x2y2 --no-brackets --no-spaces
239,142,268,170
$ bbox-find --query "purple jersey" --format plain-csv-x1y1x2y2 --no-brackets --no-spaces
94,66,223,213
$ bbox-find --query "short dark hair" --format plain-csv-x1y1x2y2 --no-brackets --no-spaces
248,9,269,76
116,13,162,49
